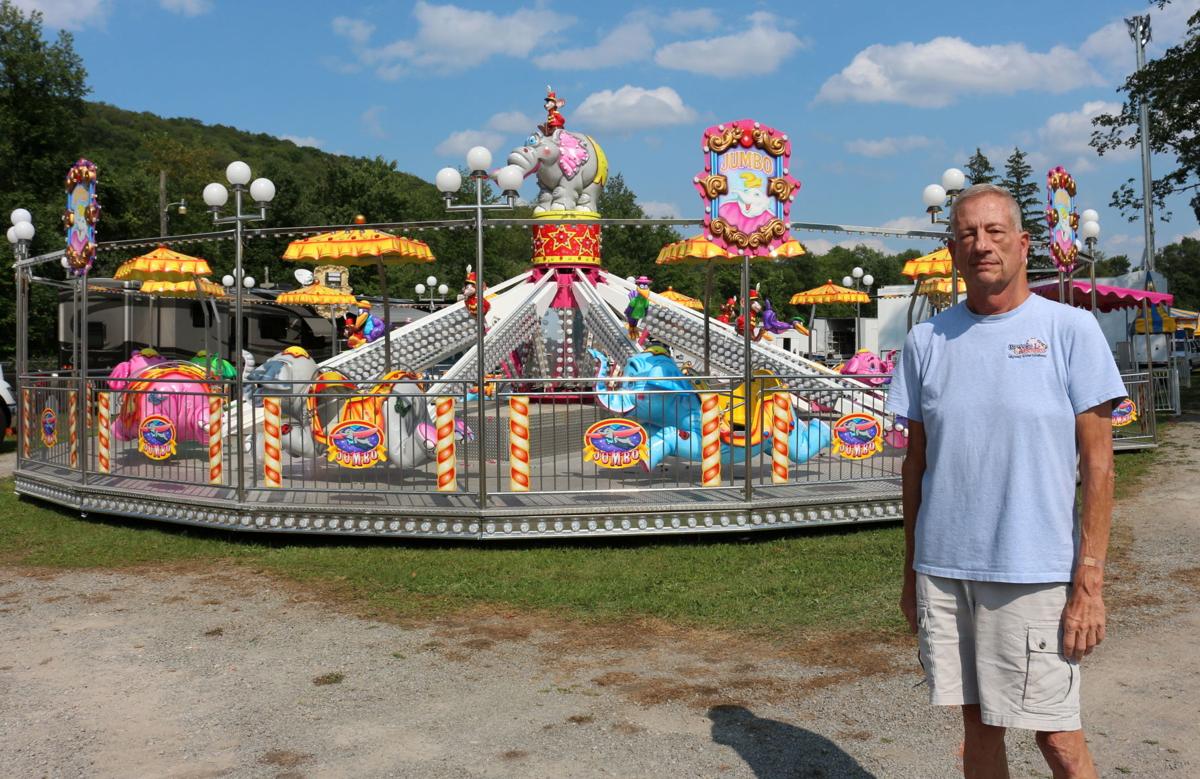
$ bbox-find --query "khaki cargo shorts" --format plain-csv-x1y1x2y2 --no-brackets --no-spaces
915,573,1080,732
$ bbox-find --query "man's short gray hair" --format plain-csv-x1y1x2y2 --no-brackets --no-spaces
949,183,1024,237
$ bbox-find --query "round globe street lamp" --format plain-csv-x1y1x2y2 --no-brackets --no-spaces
414,275,450,312
435,146,523,508
8,209,36,386
204,161,275,499
921,167,967,304
1078,210,1102,314
842,267,874,353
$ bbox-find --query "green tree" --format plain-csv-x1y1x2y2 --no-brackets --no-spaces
0,1,91,362
1156,237,1200,309
964,148,997,186
1001,147,1047,242
1091,8,1200,222
1092,251,1131,278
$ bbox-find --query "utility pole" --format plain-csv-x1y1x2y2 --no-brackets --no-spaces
159,169,168,237
1126,14,1156,276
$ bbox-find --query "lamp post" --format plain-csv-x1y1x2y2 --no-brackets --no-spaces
7,210,35,390
435,147,523,508
841,267,874,353
1079,209,1102,315
922,167,966,304
414,275,449,312
204,161,275,499
1126,14,1156,275
161,198,187,237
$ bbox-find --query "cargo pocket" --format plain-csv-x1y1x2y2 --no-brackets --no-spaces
916,605,933,680
1022,622,1074,715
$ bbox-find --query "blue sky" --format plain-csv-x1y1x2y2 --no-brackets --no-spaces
16,0,1200,260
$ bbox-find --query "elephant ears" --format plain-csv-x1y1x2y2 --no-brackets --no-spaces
558,132,590,180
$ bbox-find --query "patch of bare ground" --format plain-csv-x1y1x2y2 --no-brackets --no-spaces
258,750,312,769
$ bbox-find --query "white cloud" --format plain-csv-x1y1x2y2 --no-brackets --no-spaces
435,130,505,158
435,111,539,160
662,8,720,32
160,0,210,15
361,106,387,139
573,85,697,132
881,216,935,233
360,1,574,75
1081,1,1200,71
801,237,890,255
11,0,108,30
639,201,681,219
1170,228,1200,244
655,12,805,77
844,135,933,158
534,20,654,69
332,16,375,45
486,111,537,135
816,37,1100,107
279,135,323,149
1034,100,1135,173
320,56,362,75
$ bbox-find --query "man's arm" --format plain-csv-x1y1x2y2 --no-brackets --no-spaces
899,420,927,634
1062,402,1115,661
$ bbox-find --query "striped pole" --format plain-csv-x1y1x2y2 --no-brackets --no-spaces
771,392,790,484
435,396,457,492
21,389,31,458
508,395,531,492
97,392,111,474
208,395,223,485
68,391,79,466
700,392,721,487
262,396,282,488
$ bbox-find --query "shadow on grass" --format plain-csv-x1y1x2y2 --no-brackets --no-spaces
709,705,875,778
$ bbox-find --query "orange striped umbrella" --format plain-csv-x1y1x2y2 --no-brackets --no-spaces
789,280,869,305
901,247,952,279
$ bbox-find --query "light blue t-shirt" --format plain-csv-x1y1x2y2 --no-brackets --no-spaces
885,294,1126,583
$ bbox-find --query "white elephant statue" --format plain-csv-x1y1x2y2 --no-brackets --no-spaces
506,129,608,214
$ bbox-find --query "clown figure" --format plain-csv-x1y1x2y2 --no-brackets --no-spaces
735,288,765,341
540,86,566,135
717,297,737,324
463,271,490,319
624,275,652,345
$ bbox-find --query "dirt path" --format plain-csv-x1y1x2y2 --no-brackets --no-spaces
1,421,1198,778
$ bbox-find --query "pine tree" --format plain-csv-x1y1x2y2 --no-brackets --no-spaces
1001,147,1047,243
964,148,996,185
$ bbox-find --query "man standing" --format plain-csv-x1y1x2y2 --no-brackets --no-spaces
886,184,1126,778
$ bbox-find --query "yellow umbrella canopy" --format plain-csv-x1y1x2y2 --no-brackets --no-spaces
282,228,434,266
917,275,967,296
657,286,704,310
656,236,734,265
140,278,225,298
656,236,807,264
275,282,359,307
789,280,870,305
902,247,953,279
115,246,213,281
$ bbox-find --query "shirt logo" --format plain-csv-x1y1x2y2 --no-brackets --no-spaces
1007,337,1048,359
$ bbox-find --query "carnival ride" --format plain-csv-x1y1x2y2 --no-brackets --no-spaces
12,105,944,540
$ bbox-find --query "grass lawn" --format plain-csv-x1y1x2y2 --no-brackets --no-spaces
0,400,1177,640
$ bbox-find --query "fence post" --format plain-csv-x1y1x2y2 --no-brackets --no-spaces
770,392,790,484
208,394,224,485
435,396,457,492
700,391,721,487
261,396,282,488
508,395,530,492
96,391,111,474
68,390,78,467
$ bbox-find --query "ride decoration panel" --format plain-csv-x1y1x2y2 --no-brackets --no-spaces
62,159,100,276
531,222,603,266
695,120,801,256
1045,166,1080,273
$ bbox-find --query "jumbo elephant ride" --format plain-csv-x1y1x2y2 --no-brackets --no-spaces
14,99,919,540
